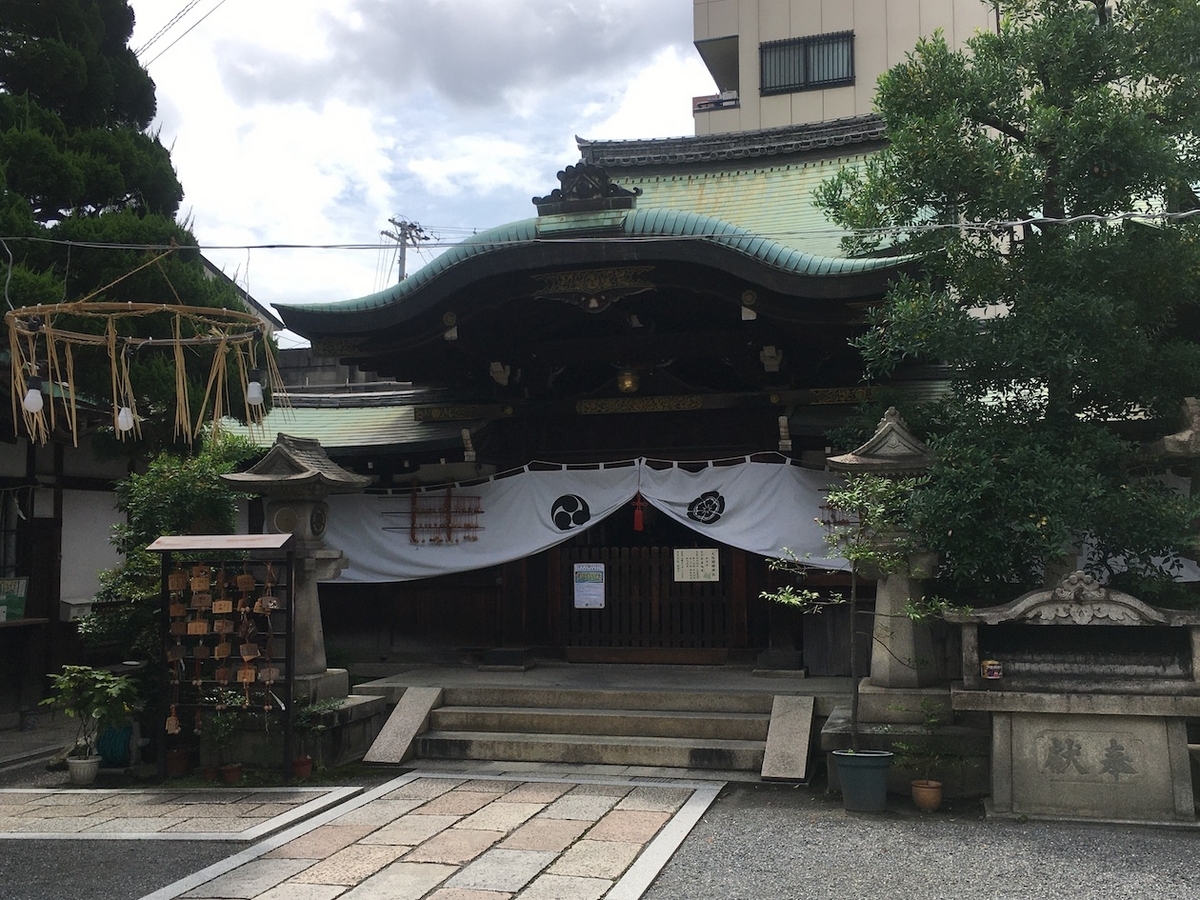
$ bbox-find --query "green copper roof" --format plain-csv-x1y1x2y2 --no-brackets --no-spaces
220,405,475,452
276,200,900,317
608,155,870,258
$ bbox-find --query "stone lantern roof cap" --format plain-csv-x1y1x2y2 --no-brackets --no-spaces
221,433,372,495
826,407,933,475
1152,397,1200,460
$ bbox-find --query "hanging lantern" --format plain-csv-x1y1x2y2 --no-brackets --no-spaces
116,407,135,432
22,376,44,414
246,369,264,406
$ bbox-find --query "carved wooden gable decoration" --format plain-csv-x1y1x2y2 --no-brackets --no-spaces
533,162,642,215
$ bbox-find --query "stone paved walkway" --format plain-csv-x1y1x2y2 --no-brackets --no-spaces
0,786,360,840
146,773,720,900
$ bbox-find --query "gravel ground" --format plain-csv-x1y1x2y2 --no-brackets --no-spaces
644,781,1200,900
2,755,1198,900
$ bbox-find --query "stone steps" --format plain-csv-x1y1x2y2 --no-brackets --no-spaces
414,729,766,771
410,686,776,771
429,705,770,741
439,686,777,714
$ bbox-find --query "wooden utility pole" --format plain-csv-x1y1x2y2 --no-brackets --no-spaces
382,218,430,282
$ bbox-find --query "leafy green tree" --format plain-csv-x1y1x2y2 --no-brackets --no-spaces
80,432,257,663
0,1,267,448
816,0,1200,602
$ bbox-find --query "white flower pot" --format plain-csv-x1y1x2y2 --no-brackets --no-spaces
66,755,101,786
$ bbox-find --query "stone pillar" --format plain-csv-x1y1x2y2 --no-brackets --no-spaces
264,497,345,677
870,567,938,688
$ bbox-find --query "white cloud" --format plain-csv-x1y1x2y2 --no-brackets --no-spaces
129,0,710,324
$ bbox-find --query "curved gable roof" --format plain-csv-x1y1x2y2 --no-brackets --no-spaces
277,206,910,339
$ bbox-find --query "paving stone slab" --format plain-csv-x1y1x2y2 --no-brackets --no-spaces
455,802,544,833
341,861,457,900
500,782,572,804
164,816,269,833
266,824,380,860
333,798,425,826
458,780,521,794
499,818,589,852
290,844,408,885
10,817,93,833
548,839,641,879
183,859,317,899
613,786,692,813
254,884,345,900
426,890,511,900
518,873,611,900
416,790,501,816
404,828,504,864
80,815,190,833
537,794,619,821
445,848,556,893
384,778,464,801
586,809,670,843
566,784,632,798
359,813,460,846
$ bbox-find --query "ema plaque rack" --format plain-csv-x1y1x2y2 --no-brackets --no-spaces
147,534,296,782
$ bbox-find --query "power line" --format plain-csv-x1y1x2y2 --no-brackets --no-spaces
134,0,206,57
143,0,233,67
1,206,1197,256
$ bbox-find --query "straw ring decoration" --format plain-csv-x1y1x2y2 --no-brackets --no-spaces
6,300,284,445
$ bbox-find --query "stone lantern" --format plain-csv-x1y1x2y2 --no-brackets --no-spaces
222,434,371,700
827,407,938,691
1154,397,1200,497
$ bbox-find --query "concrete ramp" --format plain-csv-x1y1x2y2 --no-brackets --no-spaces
760,695,815,782
363,686,443,764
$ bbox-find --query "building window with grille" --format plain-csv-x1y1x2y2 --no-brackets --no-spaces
760,31,854,95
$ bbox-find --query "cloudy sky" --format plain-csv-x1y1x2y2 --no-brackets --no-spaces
128,1,713,341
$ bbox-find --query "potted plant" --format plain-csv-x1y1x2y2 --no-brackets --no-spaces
205,688,244,784
893,700,952,811
40,665,138,785
765,474,923,811
292,698,341,779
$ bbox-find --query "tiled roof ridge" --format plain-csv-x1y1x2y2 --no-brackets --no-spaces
578,114,885,167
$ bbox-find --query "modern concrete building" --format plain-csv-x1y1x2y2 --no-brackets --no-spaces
692,0,998,134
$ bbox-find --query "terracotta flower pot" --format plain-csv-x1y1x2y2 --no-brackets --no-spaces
911,779,943,812
292,755,313,780
165,748,191,778
220,763,243,785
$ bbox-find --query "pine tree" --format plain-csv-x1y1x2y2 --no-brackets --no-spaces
0,0,262,448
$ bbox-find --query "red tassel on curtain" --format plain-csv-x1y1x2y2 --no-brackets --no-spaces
632,493,645,531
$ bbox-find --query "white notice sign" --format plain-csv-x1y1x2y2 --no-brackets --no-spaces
674,548,720,582
573,563,606,609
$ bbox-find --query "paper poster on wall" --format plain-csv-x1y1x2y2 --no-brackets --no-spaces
674,549,720,582
0,577,27,621
573,563,605,609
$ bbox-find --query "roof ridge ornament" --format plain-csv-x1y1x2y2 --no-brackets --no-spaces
533,162,641,216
